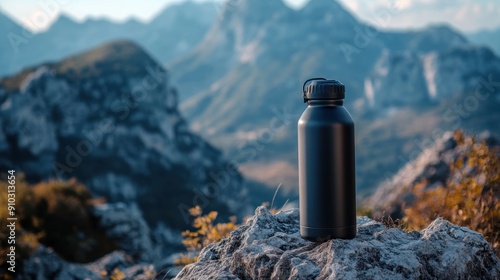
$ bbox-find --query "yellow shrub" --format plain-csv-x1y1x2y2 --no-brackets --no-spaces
0,174,39,267
404,130,500,255
0,175,115,270
109,268,126,280
175,206,238,266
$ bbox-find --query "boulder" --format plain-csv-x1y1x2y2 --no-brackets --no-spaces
17,246,97,280
92,203,155,262
17,246,155,280
175,207,500,279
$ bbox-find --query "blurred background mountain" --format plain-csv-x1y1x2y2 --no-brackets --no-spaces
0,1,217,77
0,0,499,278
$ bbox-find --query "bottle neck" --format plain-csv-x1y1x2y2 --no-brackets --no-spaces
307,100,344,106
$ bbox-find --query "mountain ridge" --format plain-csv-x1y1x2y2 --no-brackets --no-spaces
0,40,250,239
467,27,500,55
0,1,217,77
171,0,500,193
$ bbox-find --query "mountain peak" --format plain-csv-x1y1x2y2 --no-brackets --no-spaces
150,1,216,28
305,0,343,7
300,0,358,26
0,40,159,90
422,24,467,40
53,40,159,78
51,13,78,29
218,0,289,21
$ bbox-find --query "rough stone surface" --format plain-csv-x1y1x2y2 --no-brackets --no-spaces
175,207,500,280
85,251,155,280
17,246,98,280
0,40,249,234
17,246,155,280
92,203,155,262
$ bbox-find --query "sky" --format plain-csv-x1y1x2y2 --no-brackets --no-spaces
0,0,499,33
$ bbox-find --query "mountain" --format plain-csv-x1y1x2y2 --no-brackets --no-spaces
0,1,217,77
366,45,500,107
0,41,249,237
467,27,500,55
0,11,28,74
145,1,217,64
171,0,500,193
380,25,468,53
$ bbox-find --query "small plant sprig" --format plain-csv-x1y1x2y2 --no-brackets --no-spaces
174,206,238,266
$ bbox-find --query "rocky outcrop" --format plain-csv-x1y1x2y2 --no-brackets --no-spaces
92,203,155,262
0,41,249,235
19,246,97,280
18,246,155,280
366,131,499,218
176,206,500,279
85,251,156,280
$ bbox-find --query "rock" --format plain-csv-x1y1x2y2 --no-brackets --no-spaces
92,203,155,262
18,246,156,280
366,131,500,218
17,246,98,280
85,251,155,280
0,40,249,235
175,206,500,279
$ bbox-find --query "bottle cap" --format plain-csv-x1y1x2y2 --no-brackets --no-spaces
302,78,345,103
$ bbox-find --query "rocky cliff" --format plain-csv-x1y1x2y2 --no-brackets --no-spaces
366,45,500,108
176,207,500,279
0,40,249,239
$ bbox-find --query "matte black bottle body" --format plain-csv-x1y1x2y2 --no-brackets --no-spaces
298,100,356,241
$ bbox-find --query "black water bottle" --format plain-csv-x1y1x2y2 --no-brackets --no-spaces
298,78,356,241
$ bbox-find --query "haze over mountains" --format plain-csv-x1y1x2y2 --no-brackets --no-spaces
0,1,216,77
172,0,500,193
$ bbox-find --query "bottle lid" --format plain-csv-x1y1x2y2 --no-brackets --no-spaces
302,78,345,103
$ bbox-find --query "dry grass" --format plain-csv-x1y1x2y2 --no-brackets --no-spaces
403,130,500,256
